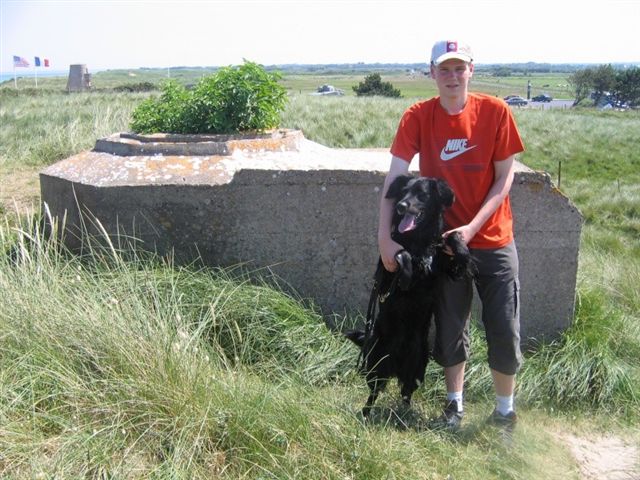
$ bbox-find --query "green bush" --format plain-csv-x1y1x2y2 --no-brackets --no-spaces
130,80,190,133
129,61,287,134
352,73,401,98
113,81,157,93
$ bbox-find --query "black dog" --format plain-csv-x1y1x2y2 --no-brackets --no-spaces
346,175,473,417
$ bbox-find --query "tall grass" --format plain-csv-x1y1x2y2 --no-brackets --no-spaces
282,94,413,148
1,83,639,477
0,90,145,168
513,108,640,186
0,214,352,476
0,214,583,478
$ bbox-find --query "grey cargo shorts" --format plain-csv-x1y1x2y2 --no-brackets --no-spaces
432,241,522,375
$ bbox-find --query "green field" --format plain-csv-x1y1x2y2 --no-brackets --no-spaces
284,72,572,99
0,70,638,478
3,67,573,100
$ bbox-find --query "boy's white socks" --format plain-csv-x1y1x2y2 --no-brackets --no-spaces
496,394,515,415
446,391,464,412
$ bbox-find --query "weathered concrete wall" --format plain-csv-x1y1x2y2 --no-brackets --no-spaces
40,132,582,343
509,171,583,341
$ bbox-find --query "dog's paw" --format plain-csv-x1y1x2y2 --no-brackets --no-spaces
443,233,475,279
444,232,468,254
395,251,413,290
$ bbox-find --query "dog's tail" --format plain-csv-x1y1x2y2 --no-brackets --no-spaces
344,329,366,347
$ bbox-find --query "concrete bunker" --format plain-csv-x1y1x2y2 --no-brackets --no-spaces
67,64,92,92
40,131,583,343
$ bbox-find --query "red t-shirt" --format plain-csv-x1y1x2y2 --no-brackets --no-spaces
390,93,525,249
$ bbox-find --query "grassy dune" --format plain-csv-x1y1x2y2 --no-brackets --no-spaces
0,75,638,478
3,219,626,479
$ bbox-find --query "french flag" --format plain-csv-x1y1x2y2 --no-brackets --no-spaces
34,57,50,67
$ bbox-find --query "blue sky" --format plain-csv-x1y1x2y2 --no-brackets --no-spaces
1,0,639,75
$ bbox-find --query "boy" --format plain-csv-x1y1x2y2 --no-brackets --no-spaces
378,40,525,430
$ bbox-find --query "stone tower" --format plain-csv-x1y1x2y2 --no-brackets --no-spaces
66,64,92,92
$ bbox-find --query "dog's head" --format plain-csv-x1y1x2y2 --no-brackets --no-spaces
385,175,454,235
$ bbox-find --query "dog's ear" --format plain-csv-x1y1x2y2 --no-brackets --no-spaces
385,175,413,200
434,179,455,207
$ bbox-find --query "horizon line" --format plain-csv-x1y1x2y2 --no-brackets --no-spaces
2,60,639,76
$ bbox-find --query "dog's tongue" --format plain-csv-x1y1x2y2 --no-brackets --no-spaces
398,213,417,233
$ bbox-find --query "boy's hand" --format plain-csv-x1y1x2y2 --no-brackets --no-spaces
379,237,404,272
442,225,475,255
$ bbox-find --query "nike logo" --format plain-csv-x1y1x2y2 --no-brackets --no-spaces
440,139,477,161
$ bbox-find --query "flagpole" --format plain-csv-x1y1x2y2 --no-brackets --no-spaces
13,64,17,88
35,64,38,88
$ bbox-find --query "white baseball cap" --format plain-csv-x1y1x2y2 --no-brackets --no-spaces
431,40,473,65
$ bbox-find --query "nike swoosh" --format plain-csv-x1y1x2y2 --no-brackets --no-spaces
440,144,477,161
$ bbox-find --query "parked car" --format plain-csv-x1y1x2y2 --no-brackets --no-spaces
310,84,344,96
503,95,520,101
505,96,528,106
532,94,553,102
600,100,630,111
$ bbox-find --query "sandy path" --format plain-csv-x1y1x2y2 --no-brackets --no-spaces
558,432,639,479
0,166,42,217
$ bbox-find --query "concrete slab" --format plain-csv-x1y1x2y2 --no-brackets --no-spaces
40,131,582,344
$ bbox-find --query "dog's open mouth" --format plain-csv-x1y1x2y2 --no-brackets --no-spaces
398,212,422,233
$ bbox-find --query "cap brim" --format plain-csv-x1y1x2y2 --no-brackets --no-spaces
432,52,473,65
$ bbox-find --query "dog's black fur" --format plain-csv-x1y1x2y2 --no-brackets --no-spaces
345,175,473,417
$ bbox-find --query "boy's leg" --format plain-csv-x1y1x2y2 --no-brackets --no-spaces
431,275,473,430
474,241,522,422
